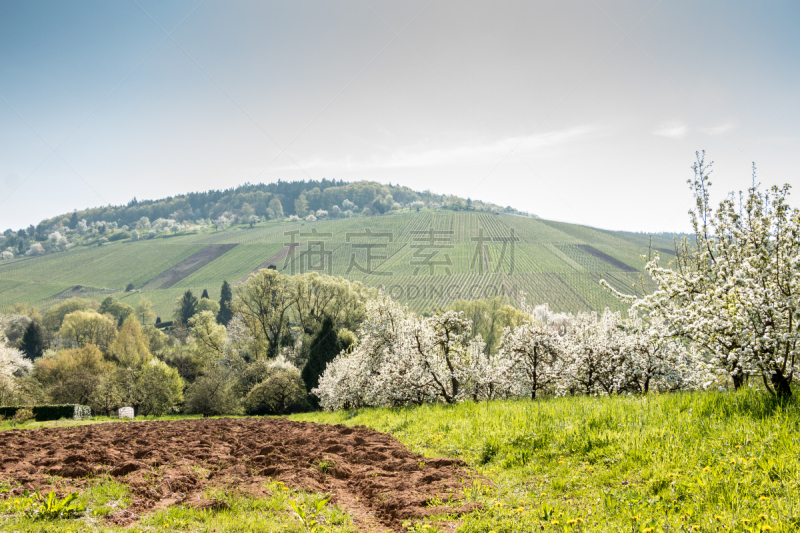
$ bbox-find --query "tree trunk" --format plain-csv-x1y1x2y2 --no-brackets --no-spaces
731,373,746,390
771,371,793,399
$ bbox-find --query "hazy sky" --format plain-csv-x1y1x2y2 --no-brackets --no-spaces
1,1,799,232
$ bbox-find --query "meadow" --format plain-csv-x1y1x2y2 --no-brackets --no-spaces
0,210,675,318
1,389,796,532
292,389,799,533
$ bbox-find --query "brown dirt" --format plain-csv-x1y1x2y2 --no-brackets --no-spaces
140,243,239,290
0,418,480,531
48,285,118,300
575,244,638,272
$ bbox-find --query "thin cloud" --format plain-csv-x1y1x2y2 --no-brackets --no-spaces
653,120,688,139
701,120,737,136
279,126,597,172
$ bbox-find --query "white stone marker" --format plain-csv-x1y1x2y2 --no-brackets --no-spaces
118,407,134,419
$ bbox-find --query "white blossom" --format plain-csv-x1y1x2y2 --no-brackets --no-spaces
25,243,45,256
0,332,30,396
314,293,491,410
605,153,800,398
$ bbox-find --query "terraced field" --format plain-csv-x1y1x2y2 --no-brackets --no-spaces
0,211,679,317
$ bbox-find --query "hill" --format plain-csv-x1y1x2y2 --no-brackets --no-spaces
0,208,679,319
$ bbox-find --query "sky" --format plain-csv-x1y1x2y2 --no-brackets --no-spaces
1,0,799,233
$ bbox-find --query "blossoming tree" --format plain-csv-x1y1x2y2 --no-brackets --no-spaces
606,152,799,398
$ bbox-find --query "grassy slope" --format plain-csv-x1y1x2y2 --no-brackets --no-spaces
0,210,680,317
291,390,800,532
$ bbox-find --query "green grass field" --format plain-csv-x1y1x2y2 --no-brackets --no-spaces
0,210,678,317
292,389,800,533
0,477,356,533
2,390,796,532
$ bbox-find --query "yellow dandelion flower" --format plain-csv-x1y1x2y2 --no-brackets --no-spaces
515,507,525,514
703,466,711,472
631,516,638,522
551,521,560,526
715,515,723,521
576,518,583,523
759,514,767,520
567,519,576,525
759,496,770,501
742,519,751,524
692,526,700,531
643,528,654,533
762,526,772,531
540,493,546,497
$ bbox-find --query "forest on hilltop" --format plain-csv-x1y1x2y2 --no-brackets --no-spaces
0,179,529,260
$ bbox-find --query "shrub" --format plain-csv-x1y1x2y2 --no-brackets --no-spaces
0,404,91,421
11,407,33,423
183,371,241,417
243,357,306,415
135,360,184,416
107,231,130,242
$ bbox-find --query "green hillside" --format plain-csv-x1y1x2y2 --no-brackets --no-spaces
0,210,678,319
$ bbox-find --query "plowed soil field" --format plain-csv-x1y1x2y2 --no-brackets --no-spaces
0,417,480,531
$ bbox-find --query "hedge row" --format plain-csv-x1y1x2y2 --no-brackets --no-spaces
107,231,130,242
0,404,91,421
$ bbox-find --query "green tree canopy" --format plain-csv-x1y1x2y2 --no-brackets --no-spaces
19,322,44,361
174,290,198,325
217,280,233,325
301,316,352,407
99,296,135,327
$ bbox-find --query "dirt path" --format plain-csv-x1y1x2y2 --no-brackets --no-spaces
0,418,479,531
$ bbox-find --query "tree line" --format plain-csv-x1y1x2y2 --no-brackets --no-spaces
2,153,795,417
0,271,381,416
